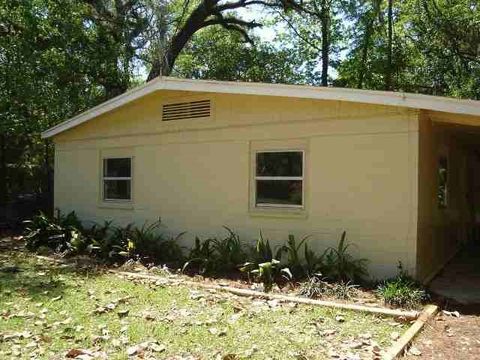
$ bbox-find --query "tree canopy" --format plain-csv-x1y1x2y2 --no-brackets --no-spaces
1,0,480,206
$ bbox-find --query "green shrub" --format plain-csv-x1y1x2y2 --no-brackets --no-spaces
320,231,368,283
24,213,185,265
249,231,278,263
241,232,281,273
299,275,358,300
303,242,323,276
183,227,246,275
376,264,427,309
128,221,185,263
248,259,292,292
23,211,87,253
88,223,134,263
210,226,246,272
277,234,311,277
240,233,292,291
182,237,215,274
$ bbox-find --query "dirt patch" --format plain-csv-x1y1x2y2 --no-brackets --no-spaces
403,310,480,359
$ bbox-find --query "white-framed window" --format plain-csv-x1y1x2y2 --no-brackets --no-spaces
102,157,132,201
254,150,304,208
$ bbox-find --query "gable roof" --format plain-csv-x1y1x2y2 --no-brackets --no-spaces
42,76,480,138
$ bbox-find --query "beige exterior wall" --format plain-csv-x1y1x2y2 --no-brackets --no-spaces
53,91,420,280
417,113,470,282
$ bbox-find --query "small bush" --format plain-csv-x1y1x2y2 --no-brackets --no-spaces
240,233,292,291
183,227,247,275
248,259,292,292
303,242,323,276
89,223,134,261
241,232,281,273
376,264,427,309
277,234,310,277
320,231,368,283
128,221,185,263
210,226,246,273
182,237,215,274
24,213,185,265
23,211,86,253
299,275,358,300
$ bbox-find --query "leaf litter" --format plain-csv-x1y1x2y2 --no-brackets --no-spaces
0,251,407,359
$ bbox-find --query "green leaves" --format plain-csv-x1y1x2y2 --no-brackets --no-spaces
183,227,247,275
173,26,307,84
337,0,480,99
321,231,368,283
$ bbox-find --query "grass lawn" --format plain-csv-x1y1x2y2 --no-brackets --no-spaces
0,246,406,359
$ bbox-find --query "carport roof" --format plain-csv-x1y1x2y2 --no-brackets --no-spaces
41,76,480,138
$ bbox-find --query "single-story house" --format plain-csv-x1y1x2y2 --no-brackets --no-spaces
42,77,480,282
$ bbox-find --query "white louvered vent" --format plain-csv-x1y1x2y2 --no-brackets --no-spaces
162,100,211,121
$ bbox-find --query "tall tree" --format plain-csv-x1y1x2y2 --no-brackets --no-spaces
385,0,393,90
273,0,345,86
319,0,331,86
85,1,149,98
0,0,147,206
173,26,306,83
145,0,308,80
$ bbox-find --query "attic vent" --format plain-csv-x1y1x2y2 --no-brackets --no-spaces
162,100,211,121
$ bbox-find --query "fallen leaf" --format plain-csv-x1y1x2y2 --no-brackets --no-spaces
127,344,143,356
222,354,239,360
65,348,92,358
321,329,337,336
117,309,129,318
391,332,400,341
442,310,460,318
149,343,166,352
409,347,422,356
209,327,219,335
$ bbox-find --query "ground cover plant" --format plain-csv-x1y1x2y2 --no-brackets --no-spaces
299,275,359,301
376,264,428,310
0,243,406,359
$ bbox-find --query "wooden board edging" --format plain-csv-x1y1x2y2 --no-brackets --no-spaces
383,304,438,359
110,269,419,320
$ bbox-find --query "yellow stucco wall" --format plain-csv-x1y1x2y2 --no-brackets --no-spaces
53,91,419,279
417,113,470,282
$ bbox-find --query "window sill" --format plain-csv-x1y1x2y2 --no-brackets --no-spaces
97,201,134,210
249,207,308,219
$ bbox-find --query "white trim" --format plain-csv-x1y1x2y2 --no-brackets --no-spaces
255,176,303,181
255,203,304,209
254,149,305,209
103,177,131,181
42,77,480,138
102,157,133,202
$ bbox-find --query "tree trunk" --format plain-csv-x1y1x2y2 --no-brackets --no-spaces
147,2,213,80
358,17,374,89
0,133,7,205
385,0,393,90
320,0,330,87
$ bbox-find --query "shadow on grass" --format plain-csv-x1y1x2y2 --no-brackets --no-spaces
0,239,105,304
